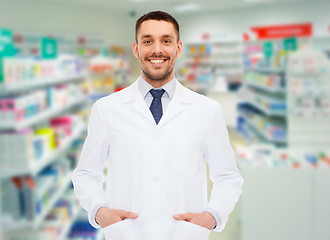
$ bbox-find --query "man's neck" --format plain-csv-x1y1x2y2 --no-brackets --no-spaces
141,73,175,88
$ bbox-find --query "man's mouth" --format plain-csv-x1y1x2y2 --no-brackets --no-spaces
149,59,166,64
147,56,169,66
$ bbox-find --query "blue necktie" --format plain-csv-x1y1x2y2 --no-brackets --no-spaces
149,89,165,124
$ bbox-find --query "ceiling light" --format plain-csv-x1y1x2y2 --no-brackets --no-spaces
173,3,200,12
244,0,274,2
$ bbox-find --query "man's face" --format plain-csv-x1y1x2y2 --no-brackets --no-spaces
132,20,182,84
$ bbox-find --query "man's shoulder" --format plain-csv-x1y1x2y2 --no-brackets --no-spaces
180,84,218,107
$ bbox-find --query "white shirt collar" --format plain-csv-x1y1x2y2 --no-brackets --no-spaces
138,76,176,99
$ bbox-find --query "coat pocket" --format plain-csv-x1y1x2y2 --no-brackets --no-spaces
175,220,210,240
102,219,132,240
171,132,203,174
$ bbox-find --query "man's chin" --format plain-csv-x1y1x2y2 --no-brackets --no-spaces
143,70,172,82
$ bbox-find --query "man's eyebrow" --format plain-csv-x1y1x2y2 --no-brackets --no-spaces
141,34,175,39
141,34,152,39
162,34,174,38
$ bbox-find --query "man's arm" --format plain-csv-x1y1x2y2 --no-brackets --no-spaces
71,101,110,228
202,102,244,232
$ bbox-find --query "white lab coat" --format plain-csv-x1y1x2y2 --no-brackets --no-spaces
72,79,243,240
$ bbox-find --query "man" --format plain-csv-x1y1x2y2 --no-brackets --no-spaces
72,11,243,240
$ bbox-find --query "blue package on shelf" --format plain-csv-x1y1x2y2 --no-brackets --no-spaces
69,220,98,240
33,137,44,161
269,102,286,111
56,199,72,217
40,167,59,183
272,128,286,140
196,73,212,82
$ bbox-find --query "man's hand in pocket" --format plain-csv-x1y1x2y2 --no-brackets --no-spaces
96,207,138,228
173,212,216,230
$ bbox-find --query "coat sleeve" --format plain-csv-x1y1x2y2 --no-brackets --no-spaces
202,102,243,232
71,101,110,228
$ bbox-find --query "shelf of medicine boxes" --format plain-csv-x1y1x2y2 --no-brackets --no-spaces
239,85,286,117
211,41,243,74
3,171,73,231
58,200,82,240
0,122,86,178
0,72,87,96
0,95,89,131
239,111,287,144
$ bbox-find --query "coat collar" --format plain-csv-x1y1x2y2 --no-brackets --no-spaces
122,78,193,104
122,78,193,127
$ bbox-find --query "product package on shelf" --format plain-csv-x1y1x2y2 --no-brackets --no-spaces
4,188,81,240
237,103,287,144
236,143,330,169
244,40,288,70
0,55,86,86
41,189,81,240
3,158,71,224
244,70,286,92
0,114,82,171
0,128,36,169
0,83,85,126
88,50,132,101
68,220,101,240
0,90,47,123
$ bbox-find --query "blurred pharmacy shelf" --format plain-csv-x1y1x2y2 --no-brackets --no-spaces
0,55,89,240
245,67,285,74
3,172,73,231
246,81,286,94
0,73,87,95
244,97,286,117
239,114,287,144
59,204,82,240
0,96,88,131
177,39,243,93
0,123,86,178
287,47,330,149
238,38,289,146
236,44,330,240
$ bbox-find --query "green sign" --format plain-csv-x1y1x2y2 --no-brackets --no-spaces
263,41,273,58
41,37,57,59
284,37,297,52
0,29,15,57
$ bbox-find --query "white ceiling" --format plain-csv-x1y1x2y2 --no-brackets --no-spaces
26,0,320,16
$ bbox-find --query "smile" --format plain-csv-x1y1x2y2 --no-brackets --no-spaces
150,59,165,64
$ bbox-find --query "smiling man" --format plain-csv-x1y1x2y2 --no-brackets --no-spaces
72,11,243,240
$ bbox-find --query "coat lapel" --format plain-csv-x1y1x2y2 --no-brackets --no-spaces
122,79,193,127
122,81,155,124
157,80,193,128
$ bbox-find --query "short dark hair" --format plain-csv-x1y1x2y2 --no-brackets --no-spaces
135,11,180,42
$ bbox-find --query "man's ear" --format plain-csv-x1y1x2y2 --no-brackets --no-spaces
132,42,139,59
176,40,183,58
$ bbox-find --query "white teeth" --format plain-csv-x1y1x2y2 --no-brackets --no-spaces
150,59,164,64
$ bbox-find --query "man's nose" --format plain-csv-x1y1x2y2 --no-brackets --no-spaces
152,41,163,55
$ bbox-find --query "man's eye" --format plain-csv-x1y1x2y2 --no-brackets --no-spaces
144,40,151,44
163,40,171,44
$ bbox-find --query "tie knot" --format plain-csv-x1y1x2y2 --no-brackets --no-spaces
150,89,165,98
